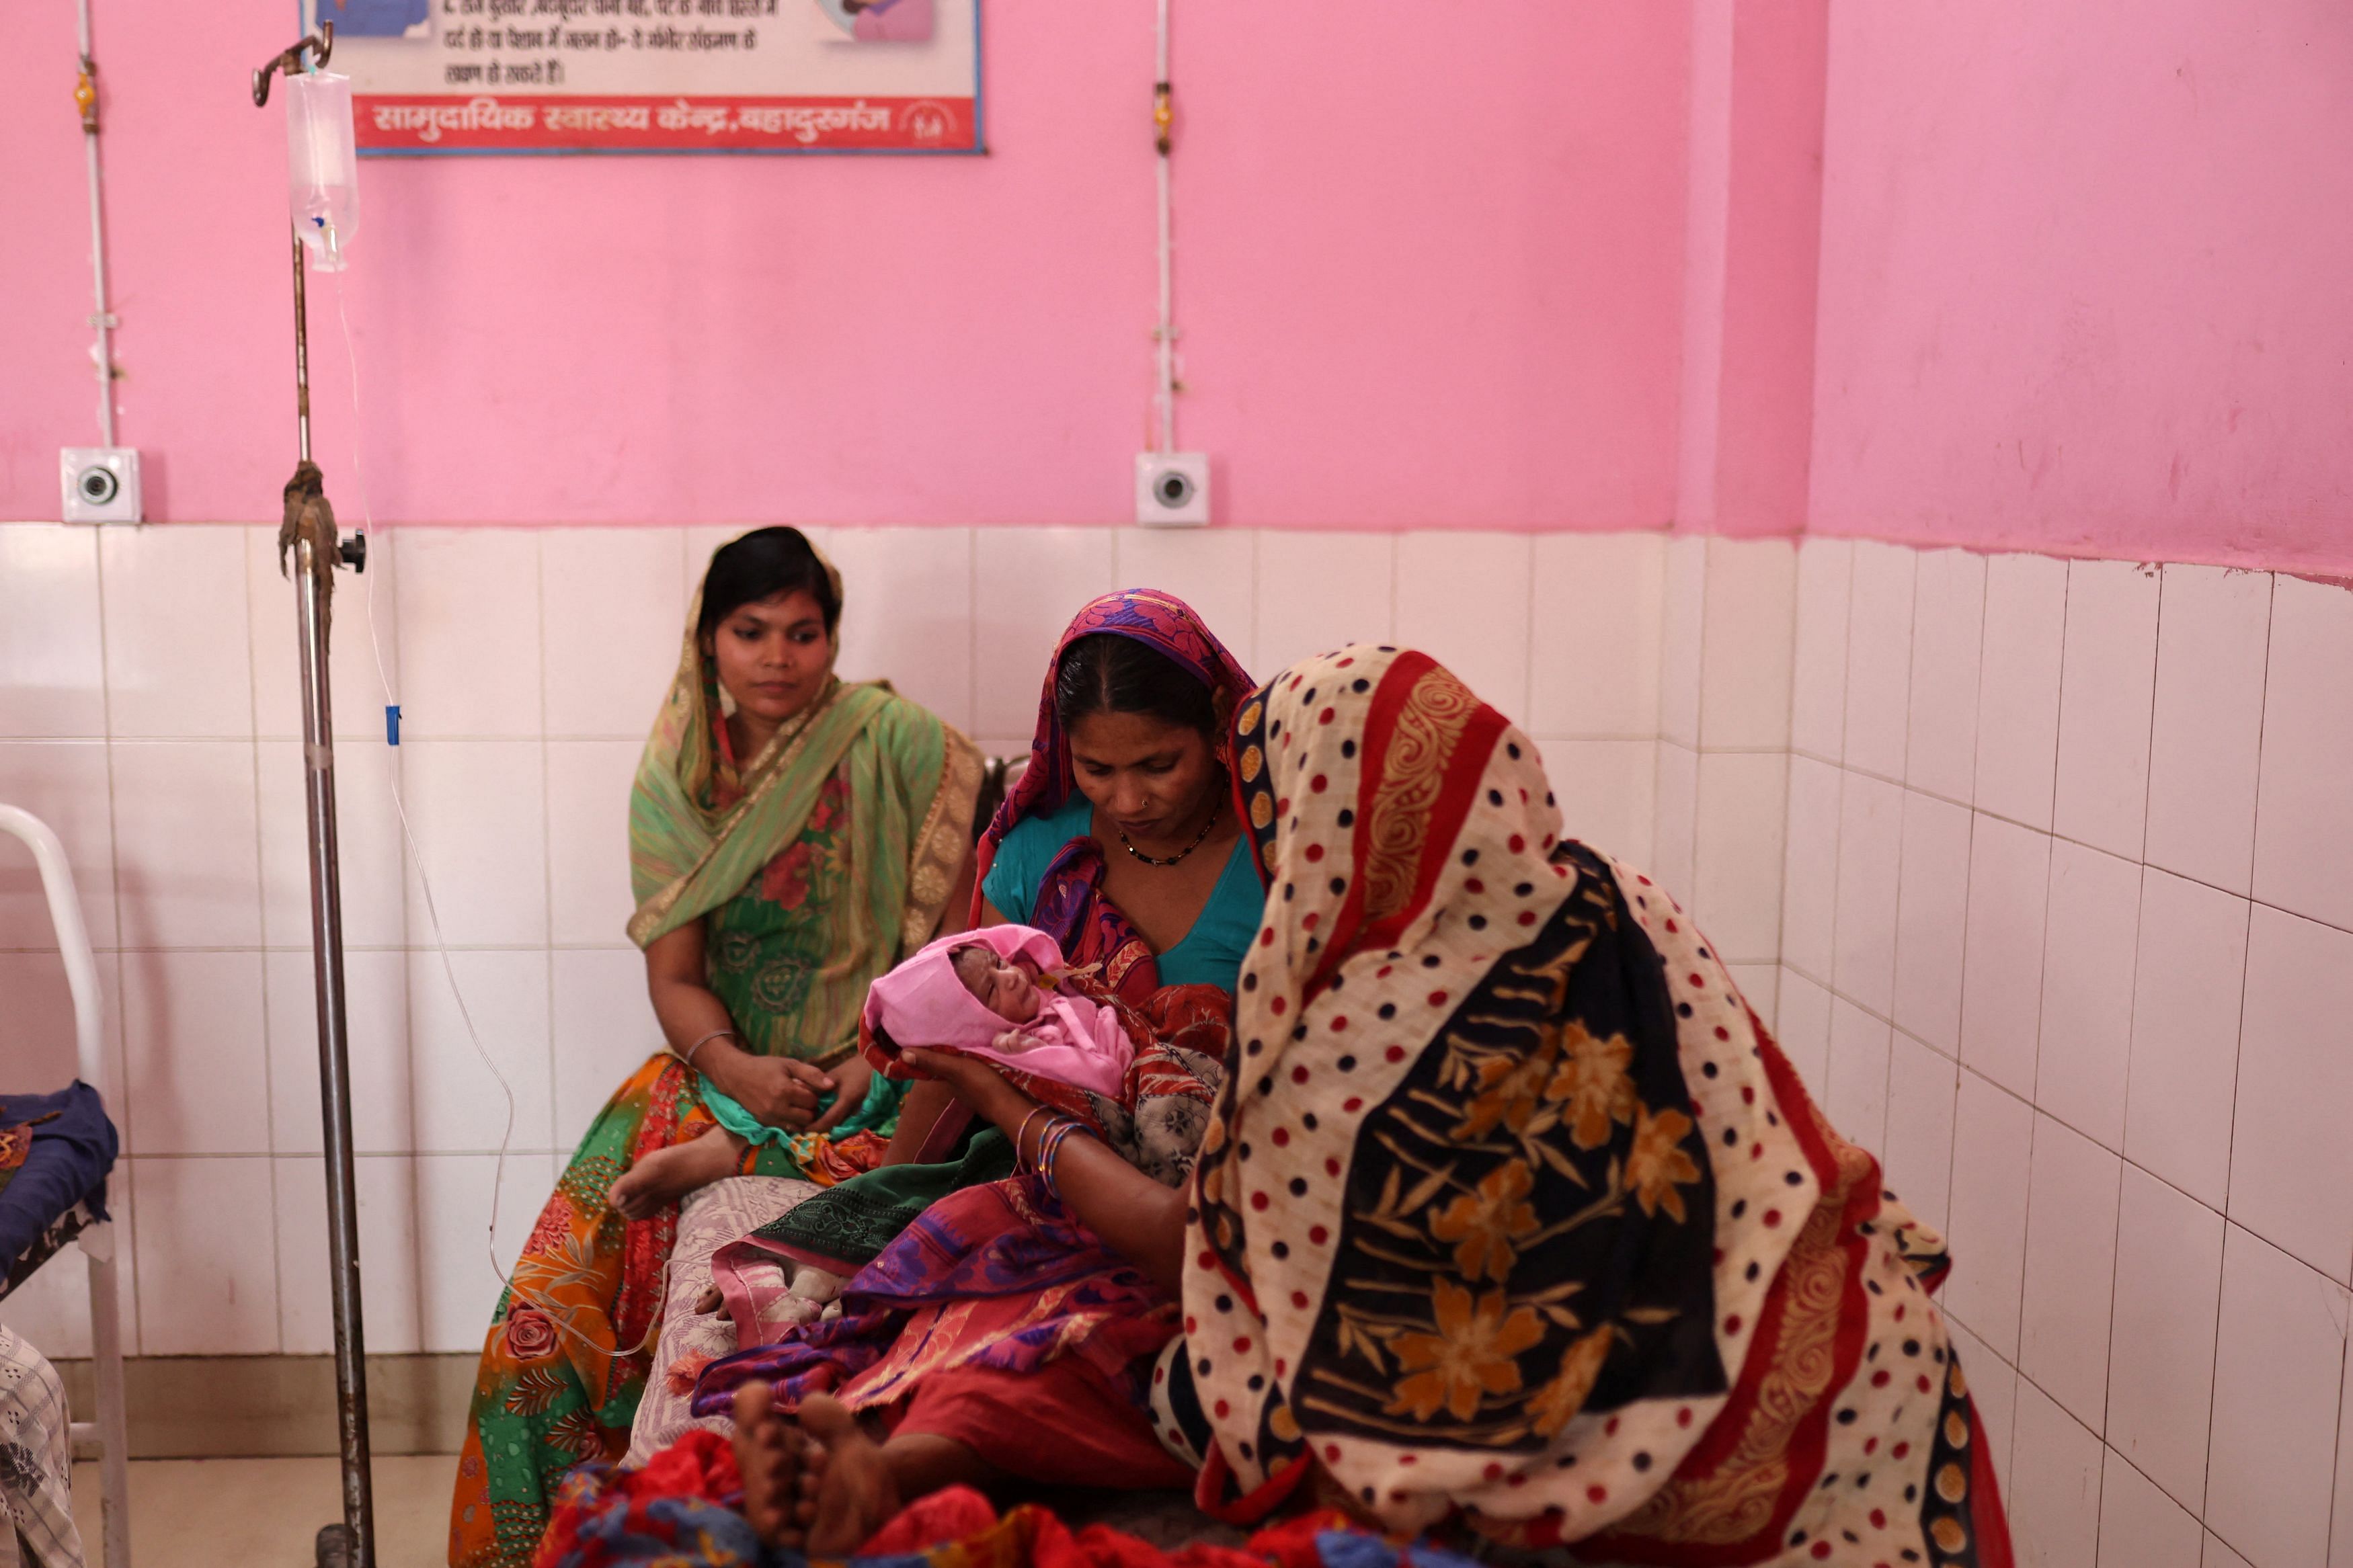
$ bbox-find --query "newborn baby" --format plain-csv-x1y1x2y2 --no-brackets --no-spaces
863,925,1134,1100
949,943,1044,1030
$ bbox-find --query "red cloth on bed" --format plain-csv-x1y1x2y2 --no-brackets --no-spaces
883,1357,1194,1491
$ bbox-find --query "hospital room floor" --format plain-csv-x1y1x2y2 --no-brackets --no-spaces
68,1454,455,1567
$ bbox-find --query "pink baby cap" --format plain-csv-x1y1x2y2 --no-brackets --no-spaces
862,924,1134,1100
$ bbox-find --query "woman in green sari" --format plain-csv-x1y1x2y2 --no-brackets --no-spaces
448,528,984,1568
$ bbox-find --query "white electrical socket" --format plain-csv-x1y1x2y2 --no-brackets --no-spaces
61,448,142,524
1134,452,1209,527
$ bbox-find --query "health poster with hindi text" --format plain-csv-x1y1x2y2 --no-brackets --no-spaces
315,0,980,154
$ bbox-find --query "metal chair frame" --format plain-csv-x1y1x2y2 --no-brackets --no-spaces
0,804,131,1568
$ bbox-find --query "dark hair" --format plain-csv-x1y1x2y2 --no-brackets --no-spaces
1053,633,1218,737
697,528,840,641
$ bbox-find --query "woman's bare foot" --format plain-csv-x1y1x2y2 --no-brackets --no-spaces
608,1126,745,1221
732,1381,820,1550
799,1393,901,1556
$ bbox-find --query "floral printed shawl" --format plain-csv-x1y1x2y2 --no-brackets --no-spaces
1154,647,2012,1568
688,1174,1180,1424
971,588,1255,1001
625,536,982,1065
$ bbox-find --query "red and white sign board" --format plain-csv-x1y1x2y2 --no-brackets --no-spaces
315,0,981,155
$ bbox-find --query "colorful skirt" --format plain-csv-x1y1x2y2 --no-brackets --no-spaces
448,1053,887,1568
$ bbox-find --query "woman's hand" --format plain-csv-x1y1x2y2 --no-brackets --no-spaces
715,1054,836,1131
807,1055,874,1134
901,1048,1034,1137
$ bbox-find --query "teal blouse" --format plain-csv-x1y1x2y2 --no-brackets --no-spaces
981,792,1261,990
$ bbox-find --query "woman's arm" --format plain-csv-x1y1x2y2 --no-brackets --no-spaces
903,1048,1188,1292
643,922,836,1130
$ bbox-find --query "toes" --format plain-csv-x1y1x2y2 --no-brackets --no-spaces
733,1379,775,1430
797,1391,858,1446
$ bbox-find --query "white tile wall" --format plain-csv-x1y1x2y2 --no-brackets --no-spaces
1958,813,2051,1100
1841,540,1916,780
1789,537,1851,761
1882,1030,1958,1230
1251,531,1396,685
0,526,108,738
2107,1163,2223,1512
2016,1114,2121,1432
1527,533,1664,739
7,521,2351,1553
540,528,686,740
1690,750,1785,964
1974,552,2069,831
1830,770,1903,1016
2227,905,2353,1282
1903,548,1985,804
2052,560,2161,862
2143,566,2268,897
1657,535,1705,749
0,739,120,951
818,528,975,737
1396,532,1533,727
1823,995,1890,1151
2033,839,2141,1151
2253,574,2353,933
2204,1225,2349,1567
99,525,255,740
1694,538,1794,751
1113,528,1259,675
2010,1378,2105,1568
0,522,1677,1364
972,528,1116,739
1890,788,1971,1055
1771,543,2353,1567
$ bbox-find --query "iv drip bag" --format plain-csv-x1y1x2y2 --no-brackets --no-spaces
286,72,360,272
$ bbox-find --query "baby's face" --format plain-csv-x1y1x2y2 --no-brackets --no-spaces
952,946,1041,1024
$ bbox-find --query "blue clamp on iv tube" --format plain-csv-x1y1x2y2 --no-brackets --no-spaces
385,705,401,745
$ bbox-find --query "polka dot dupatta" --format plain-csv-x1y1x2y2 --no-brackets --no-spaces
1150,647,2013,1568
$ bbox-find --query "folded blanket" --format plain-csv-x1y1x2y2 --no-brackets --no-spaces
0,1082,117,1300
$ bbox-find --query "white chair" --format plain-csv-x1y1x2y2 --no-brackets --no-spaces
0,806,130,1568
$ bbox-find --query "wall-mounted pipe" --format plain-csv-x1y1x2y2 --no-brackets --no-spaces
75,0,118,448
1152,0,1176,455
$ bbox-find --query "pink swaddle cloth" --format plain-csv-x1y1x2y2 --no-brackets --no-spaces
861,925,1135,1100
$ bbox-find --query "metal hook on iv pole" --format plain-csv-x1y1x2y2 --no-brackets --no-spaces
251,19,332,108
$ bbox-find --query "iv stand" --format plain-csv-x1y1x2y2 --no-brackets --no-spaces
252,26,377,1568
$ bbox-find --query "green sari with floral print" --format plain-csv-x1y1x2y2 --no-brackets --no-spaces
449,544,982,1568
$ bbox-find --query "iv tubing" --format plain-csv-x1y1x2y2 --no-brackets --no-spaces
76,0,118,448
1153,0,1175,455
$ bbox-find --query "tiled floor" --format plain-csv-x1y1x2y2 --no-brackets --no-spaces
67,1454,456,1568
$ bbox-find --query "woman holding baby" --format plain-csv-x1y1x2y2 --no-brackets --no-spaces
551,639,2015,1568
451,552,1262,1568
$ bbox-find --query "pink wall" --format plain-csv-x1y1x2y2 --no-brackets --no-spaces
1809,0,2353,573
1676,0,1831,539
1,1,1689,530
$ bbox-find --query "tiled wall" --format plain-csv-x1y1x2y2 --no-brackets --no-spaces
9,518,2352,1568
0,522,1671,1361
1776,538,2353,1568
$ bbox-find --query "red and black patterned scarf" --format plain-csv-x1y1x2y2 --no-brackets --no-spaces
1152,646,2011,1568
